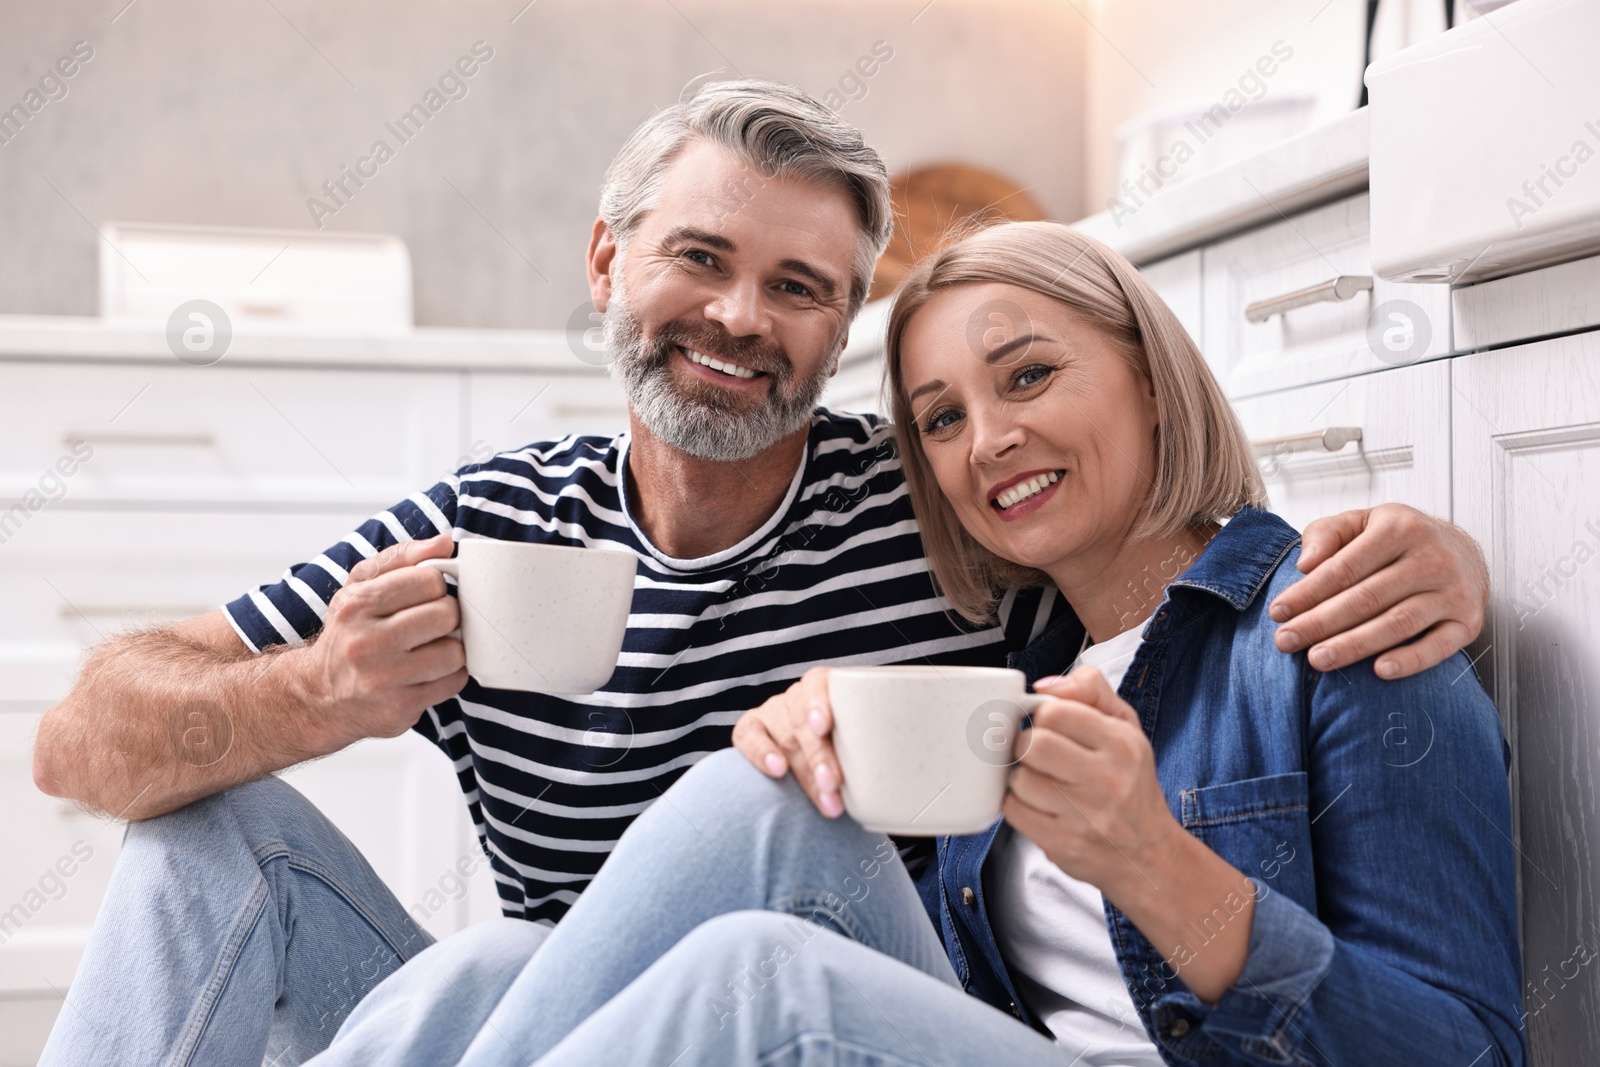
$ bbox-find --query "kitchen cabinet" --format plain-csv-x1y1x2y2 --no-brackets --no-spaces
467,371,630,458
1138,250,1203,353
1200,193,1451,398
0,362,462,508
0,341,625,1019
0,711,130,995
0,712,501,998
1078,92,1600,1063
1230,360,1451,530
1453,331,1600,1062
1454,252,1600,353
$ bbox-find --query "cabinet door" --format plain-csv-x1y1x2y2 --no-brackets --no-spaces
0,711,129,996
1453,333,1600,1063
1230,360,1451,532
0,509,376,702
467,372,629,460
1139,250,1203,354
1,716,499,993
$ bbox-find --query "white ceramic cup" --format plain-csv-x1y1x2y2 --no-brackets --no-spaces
418,540,636,694
827,665,1045,835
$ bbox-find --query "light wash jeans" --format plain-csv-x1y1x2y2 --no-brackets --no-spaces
37,772,550,1067
321,749,1069,1066
44,749,1071,1065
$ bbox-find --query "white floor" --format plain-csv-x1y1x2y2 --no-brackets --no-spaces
0,994,62,1066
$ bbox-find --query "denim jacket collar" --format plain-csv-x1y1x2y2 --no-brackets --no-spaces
1006,507,1298,684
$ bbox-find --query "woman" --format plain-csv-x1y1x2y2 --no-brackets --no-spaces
320,223,1525,1067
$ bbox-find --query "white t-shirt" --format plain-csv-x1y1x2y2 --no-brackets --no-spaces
987,623,1165,1065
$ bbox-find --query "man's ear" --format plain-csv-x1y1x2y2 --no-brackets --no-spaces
826,321,854,378
586,217,618,312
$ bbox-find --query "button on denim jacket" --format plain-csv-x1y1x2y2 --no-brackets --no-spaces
915,507,1526,1065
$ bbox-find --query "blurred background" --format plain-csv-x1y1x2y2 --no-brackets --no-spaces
6,1,1566,1063
1,0,1449,327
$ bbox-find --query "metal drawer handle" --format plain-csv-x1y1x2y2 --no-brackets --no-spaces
62,432,217,448
1244,275,1373,324
1252,427,1363,457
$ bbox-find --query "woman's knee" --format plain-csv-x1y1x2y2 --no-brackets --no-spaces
673,911,835,980
395,917,550,985
668,748,810,827
666,911,860,1033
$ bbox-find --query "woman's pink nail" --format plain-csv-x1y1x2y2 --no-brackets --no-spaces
814,763,836,792
764,753,786,776
807,709,827,735
1033,675,1066,688
820,791,843,818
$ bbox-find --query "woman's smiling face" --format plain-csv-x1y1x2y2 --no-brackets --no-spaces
899,281,1161,575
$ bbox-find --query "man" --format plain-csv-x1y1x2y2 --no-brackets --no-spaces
33,79,1487,1065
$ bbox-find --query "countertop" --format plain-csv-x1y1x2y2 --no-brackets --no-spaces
0,295,893,371
1073,107,1370,266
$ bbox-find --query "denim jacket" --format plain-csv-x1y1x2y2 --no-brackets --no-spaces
915,507,1526,1065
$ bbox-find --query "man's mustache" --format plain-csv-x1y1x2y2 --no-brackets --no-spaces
649,322,793,384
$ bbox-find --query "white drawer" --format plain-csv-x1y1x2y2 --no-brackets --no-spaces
1453,252,1600,352
0,362,463,506
1230,360,1452,533
0,711,128,994
1139,250,1202,352
0,718,498,996
0,508,378,701
467,371,629,459
1201,193,1451,398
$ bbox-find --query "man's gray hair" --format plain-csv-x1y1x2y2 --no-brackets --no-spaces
598,78,894,320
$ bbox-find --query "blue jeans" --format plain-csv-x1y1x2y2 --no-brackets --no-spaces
37,773,550,1066
45,751,1072,1065
369,749,1068,1066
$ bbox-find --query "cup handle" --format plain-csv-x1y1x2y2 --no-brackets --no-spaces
417,558,463,641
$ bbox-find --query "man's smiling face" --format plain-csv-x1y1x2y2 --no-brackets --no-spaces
594,138,864,462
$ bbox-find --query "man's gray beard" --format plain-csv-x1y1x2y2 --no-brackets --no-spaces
602,277,834,463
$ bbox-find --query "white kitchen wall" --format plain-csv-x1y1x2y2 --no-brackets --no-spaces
0,0,1086,329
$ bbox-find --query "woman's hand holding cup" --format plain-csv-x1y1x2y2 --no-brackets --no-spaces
1002,665,1183,897
733,667,845,818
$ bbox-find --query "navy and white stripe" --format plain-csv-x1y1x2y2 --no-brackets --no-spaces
225,409,1063,924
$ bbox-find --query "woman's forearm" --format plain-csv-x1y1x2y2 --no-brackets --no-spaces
1108,824,1256,1004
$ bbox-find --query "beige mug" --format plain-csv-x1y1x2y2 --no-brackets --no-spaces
827,665,1045,835
419,540,636,694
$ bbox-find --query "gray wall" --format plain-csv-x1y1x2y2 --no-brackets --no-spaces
0,0,1086,329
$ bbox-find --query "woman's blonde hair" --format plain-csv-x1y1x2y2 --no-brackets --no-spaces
885,221,1267,624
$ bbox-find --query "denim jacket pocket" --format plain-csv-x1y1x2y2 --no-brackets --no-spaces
1179,771,1315,909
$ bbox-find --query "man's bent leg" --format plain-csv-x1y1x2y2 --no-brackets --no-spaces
38,775,438,1067
457,748,956,1066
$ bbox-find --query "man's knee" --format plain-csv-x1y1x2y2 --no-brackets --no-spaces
121,774,326,857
